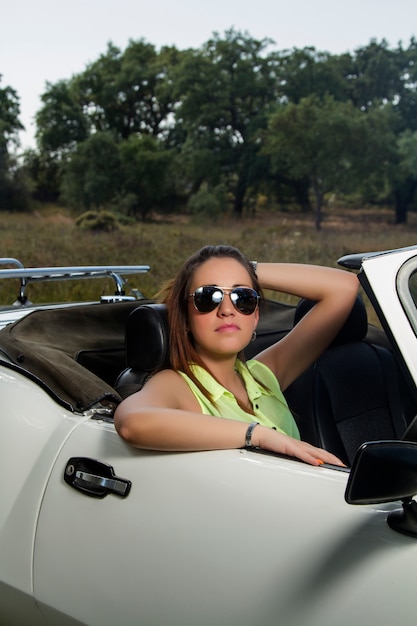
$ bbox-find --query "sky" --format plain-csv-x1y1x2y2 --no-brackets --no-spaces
2,0,416,150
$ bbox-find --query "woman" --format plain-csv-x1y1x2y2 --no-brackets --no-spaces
114,245,358,465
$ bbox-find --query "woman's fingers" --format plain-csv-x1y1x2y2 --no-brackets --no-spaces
259,427,346,467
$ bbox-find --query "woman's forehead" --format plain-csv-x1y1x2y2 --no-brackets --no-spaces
192,257,249,286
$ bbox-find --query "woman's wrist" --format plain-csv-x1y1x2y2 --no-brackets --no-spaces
244,422,271,450
244,422,259,449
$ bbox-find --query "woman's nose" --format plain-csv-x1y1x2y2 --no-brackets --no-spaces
217,293,235,316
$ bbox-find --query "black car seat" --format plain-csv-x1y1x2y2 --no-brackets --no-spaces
284,296,408,465
114,303,170,399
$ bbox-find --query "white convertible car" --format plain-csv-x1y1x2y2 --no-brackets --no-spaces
1,247,417,626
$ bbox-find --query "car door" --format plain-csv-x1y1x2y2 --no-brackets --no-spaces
33,417,417,626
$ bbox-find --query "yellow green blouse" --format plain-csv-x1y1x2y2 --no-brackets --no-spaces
178,359,300,439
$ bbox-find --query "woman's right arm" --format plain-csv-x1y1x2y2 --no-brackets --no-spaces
113,370,345,466
114,369,251,452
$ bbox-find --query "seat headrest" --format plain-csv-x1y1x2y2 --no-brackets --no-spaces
294,295,368,346
126,303,170,371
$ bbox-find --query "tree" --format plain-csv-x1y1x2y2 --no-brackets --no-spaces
70,40,181,141
395,38,417,132
60,131,122,209
118,134,176,219
347,39,404,110
390,130,417,223
23,149,61,202
34,41,182,209
30,33,417,221
173,29,280,216
35,79,89,156
32,79,90,201
276,47,352,104
264,95,394,229
0,76,26,210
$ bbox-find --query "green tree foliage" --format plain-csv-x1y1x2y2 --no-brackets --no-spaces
0,76,29,210
36,80,89,155
72,40,181,140
276,47,352,103
264,95,394,229
347,39,404,109
23,149,61,202
18,32,417,224
33,41,182,216
60,131,122,209
390,129,417,222
396,38,417,132
173,29,280,215
0,79,23,144
32,79,89,201
118,134,176,219
349,39,417,221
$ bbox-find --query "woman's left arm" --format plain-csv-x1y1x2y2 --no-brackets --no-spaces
255,262,359,391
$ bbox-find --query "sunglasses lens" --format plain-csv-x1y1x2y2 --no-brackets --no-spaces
231,288,259,314
191,286,259,314
193,286,223,312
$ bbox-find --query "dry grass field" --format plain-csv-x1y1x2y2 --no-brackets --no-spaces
0,205,416,324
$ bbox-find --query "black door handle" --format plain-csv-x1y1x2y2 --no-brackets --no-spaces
64,457,132,498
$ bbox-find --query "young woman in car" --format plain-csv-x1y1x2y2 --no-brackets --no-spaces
114,245,358,465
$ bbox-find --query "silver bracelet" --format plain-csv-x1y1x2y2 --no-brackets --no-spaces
251,261,257,275
245,421,259,448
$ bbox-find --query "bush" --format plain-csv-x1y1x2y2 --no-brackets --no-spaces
75,210,119,232
187,183,227,219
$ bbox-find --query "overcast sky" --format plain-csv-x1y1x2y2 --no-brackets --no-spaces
2,0,416,150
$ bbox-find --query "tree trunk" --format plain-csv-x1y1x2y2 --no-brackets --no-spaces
233,173,247,217
233,193,244,216
311,177,324,231
394,195,408,224
394,178,417,224
293,178,312,212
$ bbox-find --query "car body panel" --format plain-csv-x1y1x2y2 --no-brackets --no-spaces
33,421,417,626
0,371,87,625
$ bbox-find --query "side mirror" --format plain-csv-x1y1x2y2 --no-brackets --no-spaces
345,440,417,538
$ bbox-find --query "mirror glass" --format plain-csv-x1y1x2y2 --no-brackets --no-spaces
345,440,417,504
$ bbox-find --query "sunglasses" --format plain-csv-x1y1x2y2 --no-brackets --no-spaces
188,285,260,315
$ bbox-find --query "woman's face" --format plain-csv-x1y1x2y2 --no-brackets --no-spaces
187,257,259,361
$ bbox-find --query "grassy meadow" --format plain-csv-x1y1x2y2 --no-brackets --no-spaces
1,205,416,324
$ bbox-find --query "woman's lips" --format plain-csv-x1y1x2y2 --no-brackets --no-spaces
216,324,240,332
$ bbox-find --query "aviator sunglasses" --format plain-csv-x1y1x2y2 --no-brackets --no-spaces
188,285,260,315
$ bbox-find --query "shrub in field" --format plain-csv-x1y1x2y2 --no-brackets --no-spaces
75,210,119,232
187,184,227,219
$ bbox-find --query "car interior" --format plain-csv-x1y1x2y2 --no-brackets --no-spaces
115,297,417,466
0,295,416,466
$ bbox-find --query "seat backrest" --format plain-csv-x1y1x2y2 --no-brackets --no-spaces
114,303,170,398
284,296,408,465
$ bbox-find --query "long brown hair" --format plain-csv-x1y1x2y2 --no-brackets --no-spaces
157,245,262,406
